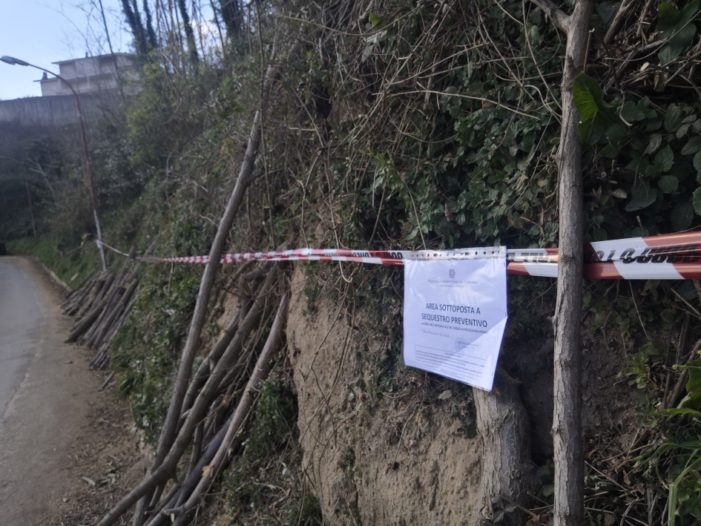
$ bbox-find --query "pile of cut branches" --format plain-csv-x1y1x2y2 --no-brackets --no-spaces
118,271,288,525
96,37,295,526
63,256,140,370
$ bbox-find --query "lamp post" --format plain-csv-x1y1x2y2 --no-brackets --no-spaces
1,55,107,271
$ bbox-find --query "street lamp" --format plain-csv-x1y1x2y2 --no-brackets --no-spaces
1,55,107,271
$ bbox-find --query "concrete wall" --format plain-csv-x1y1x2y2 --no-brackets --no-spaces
0,95,107,128
41,76,120,97
40,79,66,97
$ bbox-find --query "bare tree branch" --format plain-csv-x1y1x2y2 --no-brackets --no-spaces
529,0,569,33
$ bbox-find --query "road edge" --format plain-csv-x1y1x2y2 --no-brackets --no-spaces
28,256,72,294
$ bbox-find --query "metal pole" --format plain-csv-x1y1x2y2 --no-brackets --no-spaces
0,56,107,270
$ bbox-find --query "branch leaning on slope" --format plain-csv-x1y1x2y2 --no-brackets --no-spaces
66,264,132,344
152,53,283,471
168,293,290,524
142,425,228,526
90,278,139,370
102,48,293,526
81,259,137,346
62,272,101,315
180,272,275,422
139,291,290,526
97,267,280,526
180,301,250,416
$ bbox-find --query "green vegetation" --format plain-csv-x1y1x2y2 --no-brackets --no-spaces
2,0,700,523
579,280,701,522
643,355,701,525
222,379,315,524
8,236,100,287
573,73,701,236
112,263,200,443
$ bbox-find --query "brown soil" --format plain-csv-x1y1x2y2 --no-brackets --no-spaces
47,394,147,526
286,267,484,525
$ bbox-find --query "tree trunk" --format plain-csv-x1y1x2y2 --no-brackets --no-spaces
219,0,243,40
120,0,149,56
474,370,531,524
551,1,593,524
176,0,199,65
97,0,126,100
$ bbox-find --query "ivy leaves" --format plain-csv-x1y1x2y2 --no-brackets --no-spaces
656,0,701,64
573,73,701,233
683,137,701,215
573,74,618,144
694,189,701,216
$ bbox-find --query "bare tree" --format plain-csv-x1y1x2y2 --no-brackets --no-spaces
176,0,199,65
219,0,244,40
529,0,594,523
143,0,159,49
95,0,126,100
120,0,150,55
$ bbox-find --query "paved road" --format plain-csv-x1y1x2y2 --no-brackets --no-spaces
0,257,102,524
0,258,50,418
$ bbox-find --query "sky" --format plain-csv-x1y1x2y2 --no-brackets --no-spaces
0,1,130,100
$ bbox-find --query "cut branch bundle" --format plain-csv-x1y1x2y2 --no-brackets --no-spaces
98,269,289,526
62,256,141,370
98,44,294,526
146,291,290,526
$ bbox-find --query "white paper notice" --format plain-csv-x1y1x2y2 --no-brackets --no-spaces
403,248,508,391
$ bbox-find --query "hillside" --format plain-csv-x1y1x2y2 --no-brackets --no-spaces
3,1,701,525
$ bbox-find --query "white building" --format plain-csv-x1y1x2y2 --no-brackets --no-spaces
38,53,139,96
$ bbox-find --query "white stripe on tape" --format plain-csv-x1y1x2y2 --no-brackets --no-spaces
522,262,558,278
590,238,683,279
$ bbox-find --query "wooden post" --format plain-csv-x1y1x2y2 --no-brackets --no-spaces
529,0,593,523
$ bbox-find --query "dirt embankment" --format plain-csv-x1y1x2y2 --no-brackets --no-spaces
286,268,484,525
284,262,641,525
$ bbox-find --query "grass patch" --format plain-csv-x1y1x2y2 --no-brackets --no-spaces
8,236,101,288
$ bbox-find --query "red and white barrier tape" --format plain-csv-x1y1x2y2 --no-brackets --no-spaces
99,231,701,280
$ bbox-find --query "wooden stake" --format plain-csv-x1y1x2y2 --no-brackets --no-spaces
97,270,278,526
172,293,289,521
529,0,593,523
